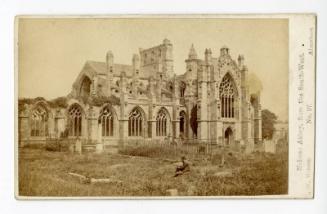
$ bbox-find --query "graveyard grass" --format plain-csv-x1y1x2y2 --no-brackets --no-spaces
18,144,288,197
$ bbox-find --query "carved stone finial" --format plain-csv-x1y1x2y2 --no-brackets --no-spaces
188,44,198,59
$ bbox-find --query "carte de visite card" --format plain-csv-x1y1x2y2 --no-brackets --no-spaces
15,14,316,199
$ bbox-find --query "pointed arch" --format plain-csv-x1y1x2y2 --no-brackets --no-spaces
30,103,49,137
155,107,171,137
224,127,234,145
80,75,92,97
67,103,84,137
179,110,186,135
219,73,238,118
128,106,146,137
99,104,116,137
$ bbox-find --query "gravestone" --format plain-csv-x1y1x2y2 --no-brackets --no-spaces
95,143,104,154
75,139,82,154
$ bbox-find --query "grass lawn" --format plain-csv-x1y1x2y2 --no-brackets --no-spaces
18,145,288,197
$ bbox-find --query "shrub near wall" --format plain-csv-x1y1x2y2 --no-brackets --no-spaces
45,139,72,152
118,141,204,160
119,142,230,161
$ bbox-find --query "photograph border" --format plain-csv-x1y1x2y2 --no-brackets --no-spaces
14,14,316,200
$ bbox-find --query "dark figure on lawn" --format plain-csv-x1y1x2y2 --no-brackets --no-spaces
174,156,190,177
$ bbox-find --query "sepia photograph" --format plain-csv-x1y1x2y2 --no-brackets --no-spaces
15,16,307,198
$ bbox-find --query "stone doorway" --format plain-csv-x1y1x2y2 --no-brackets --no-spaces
224,127,233,145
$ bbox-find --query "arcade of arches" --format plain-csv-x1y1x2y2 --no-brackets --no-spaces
18,40,262,152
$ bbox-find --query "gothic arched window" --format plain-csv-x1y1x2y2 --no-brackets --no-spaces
179,111,186,134
219,74,236,118
30,105,48,137
128,108,144,137
100,106,114,136
80,76,92,97
156,109,168,136
68,104,82,137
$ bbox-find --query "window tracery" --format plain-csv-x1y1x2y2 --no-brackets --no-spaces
68,105,82,136
220,74,236,118
156,109,168,136
30,105,48,137
100,106,114,136
128,108,143,137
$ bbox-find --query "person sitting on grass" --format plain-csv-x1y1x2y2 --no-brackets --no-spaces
174,156,190,177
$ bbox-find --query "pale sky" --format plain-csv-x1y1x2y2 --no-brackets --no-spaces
18,18,288,120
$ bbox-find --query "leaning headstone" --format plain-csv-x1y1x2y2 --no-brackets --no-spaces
245,143,254,154
75,139,82,154
264,139,276,154
68,142,75,153
95,143,104,154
